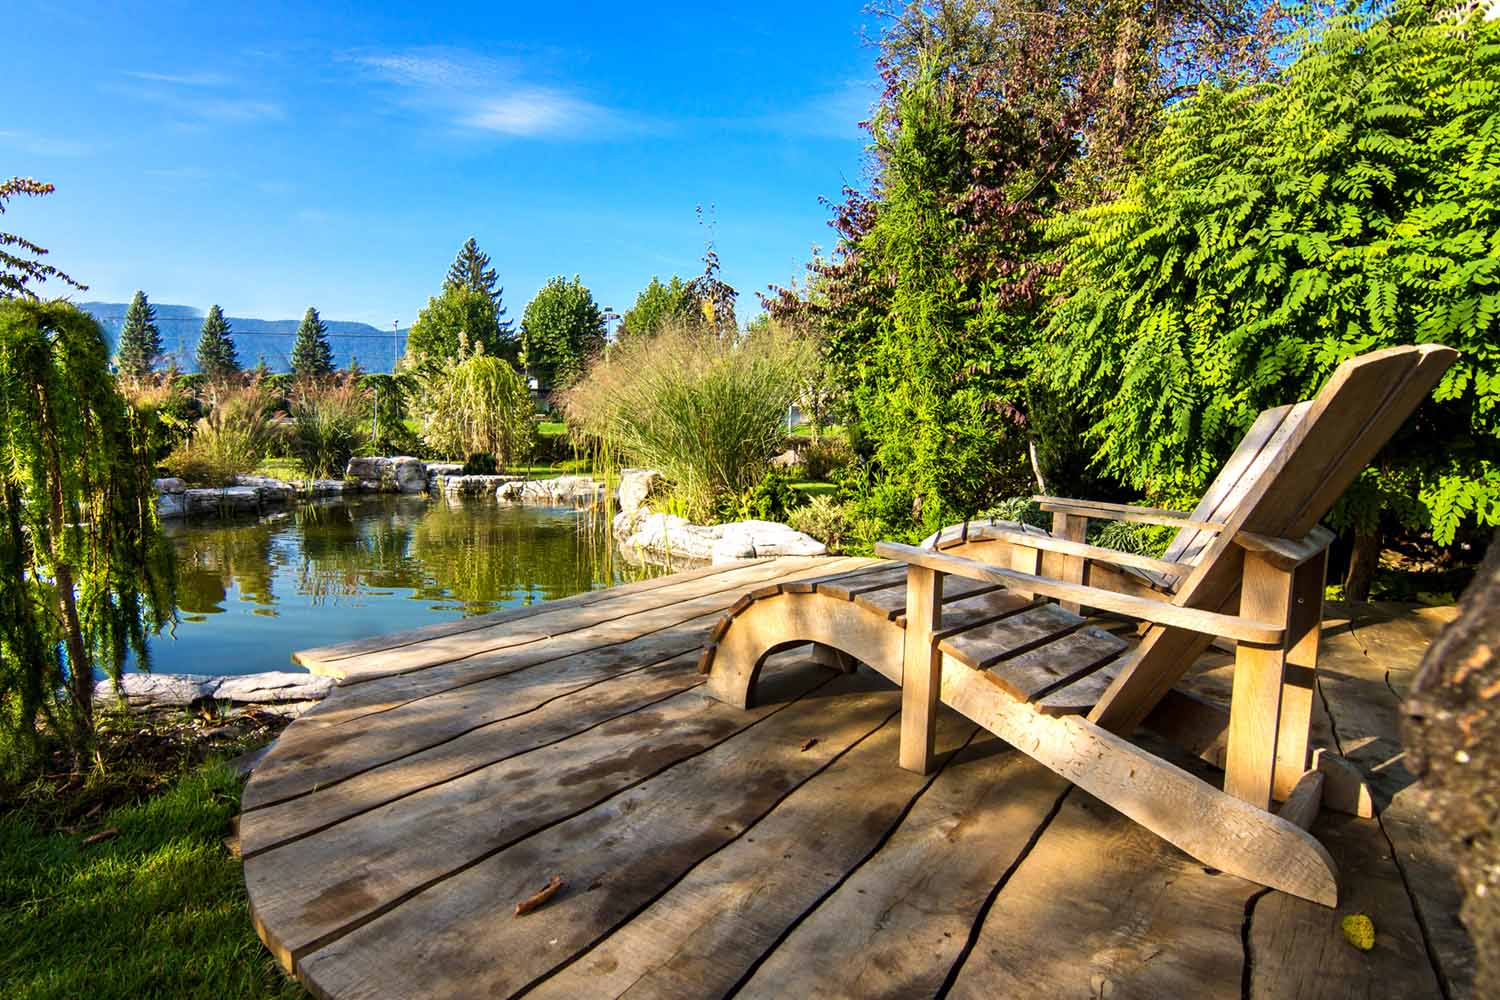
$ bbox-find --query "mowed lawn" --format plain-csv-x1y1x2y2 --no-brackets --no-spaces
0,764,301,1000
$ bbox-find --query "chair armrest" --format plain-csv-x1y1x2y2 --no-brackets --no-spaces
1033,496,1226,533
978,526,1193,580
1235,526,1336,571
874,541,1283,645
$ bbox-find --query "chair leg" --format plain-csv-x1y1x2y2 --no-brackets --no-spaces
1225,551,1295,810
898,566,943,775
1273,549,1327,800
1051,512,1087,614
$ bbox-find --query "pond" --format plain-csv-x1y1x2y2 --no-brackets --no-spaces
136,496,670,677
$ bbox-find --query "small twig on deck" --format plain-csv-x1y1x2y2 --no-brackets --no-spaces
514,875,565,917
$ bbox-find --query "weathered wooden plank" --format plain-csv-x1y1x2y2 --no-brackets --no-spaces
1035,496,1226,532
1033,651,1130,715
899,566,944,774
985,626,1130,702
948,791,1257,1000
853,573,998,622
814,564,909,601
1277,769,1324,831
877,542,1285,645
1248,814,1444,999
291,675,904,999
1091,345,1455,735
525,711,977,1000
736,739,1070,1000
240,650,705,855
292,560,752,669
1165,403,1299,567
783,561,901,596
298,556,868,728
246,660,847,971
941,659,1338,905
244,612,729,810
1225,550,1295,809
299,556,846,682
938,603,1082,671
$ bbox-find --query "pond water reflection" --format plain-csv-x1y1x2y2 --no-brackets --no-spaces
141,496,668,677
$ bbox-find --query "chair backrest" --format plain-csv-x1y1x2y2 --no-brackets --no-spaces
1161,402,1311,568
1090,344,1458,733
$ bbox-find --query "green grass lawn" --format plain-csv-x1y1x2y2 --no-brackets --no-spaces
790,479,837,499
0,763,301,1000
250,457,303,481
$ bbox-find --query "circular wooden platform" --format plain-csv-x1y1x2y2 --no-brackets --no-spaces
240,557,1453,999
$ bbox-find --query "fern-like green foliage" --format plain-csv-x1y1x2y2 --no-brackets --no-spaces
1045,4,1500,544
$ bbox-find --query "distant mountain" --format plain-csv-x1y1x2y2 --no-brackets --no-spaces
78,302,409,374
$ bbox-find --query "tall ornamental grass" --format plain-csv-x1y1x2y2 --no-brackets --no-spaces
562,322,816,521
165,382,279,486
408,340,533,466
287,376,369,479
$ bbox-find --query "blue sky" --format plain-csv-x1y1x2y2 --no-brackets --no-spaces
4,1,881,327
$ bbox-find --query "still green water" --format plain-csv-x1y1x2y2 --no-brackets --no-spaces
141,496,667,677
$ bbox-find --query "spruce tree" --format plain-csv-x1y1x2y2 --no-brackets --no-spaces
194,304,240,380
114,290,161,376
446,237,514,335
290,306,334,379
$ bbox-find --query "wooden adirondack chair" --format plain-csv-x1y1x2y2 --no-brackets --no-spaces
701,344,1455,906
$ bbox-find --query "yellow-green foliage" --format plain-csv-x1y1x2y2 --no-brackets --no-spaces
1046,4,1500,544
409,340,533,466
167,382,279,485
561,321,816,521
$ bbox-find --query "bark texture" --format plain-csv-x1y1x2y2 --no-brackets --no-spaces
1405,531,1500,982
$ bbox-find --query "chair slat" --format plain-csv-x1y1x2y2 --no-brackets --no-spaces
984,627,1130,702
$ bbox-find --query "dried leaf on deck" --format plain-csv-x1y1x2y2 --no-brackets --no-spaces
514,875,565,917
800,737,819,752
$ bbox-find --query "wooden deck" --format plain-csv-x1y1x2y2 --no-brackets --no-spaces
240,556,1473,999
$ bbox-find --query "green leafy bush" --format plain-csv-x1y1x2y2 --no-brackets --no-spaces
462,453,498,475
561,320,816,521
725,467,804,523
287,378,369,479
1045,4,1500,545
787,495,855,552
799,437,855,481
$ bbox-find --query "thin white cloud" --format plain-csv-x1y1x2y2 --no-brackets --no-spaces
124,70,232,87
0,129,92,157
760,80,878,140
348,46,635,140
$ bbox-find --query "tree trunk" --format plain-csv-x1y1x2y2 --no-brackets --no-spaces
1028,438,1048,496
36,383,93,744
1343,524,1381,600
1405,531,1500,982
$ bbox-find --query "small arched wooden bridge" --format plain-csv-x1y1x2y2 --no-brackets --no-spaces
239,555,1460,999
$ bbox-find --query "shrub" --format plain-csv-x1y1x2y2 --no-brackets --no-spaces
1045,4,1500,547
561,320,817,521
409,339,533,466
724,467,804,523
787,495,855,551
800,437,855,481
287,378,369,479
462,453,498,475
165,383,279,485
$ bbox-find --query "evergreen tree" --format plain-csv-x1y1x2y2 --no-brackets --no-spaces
194,304,240,380
446,237,514,335
252,354,272,380
114,290,161,376
290,306,334,379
